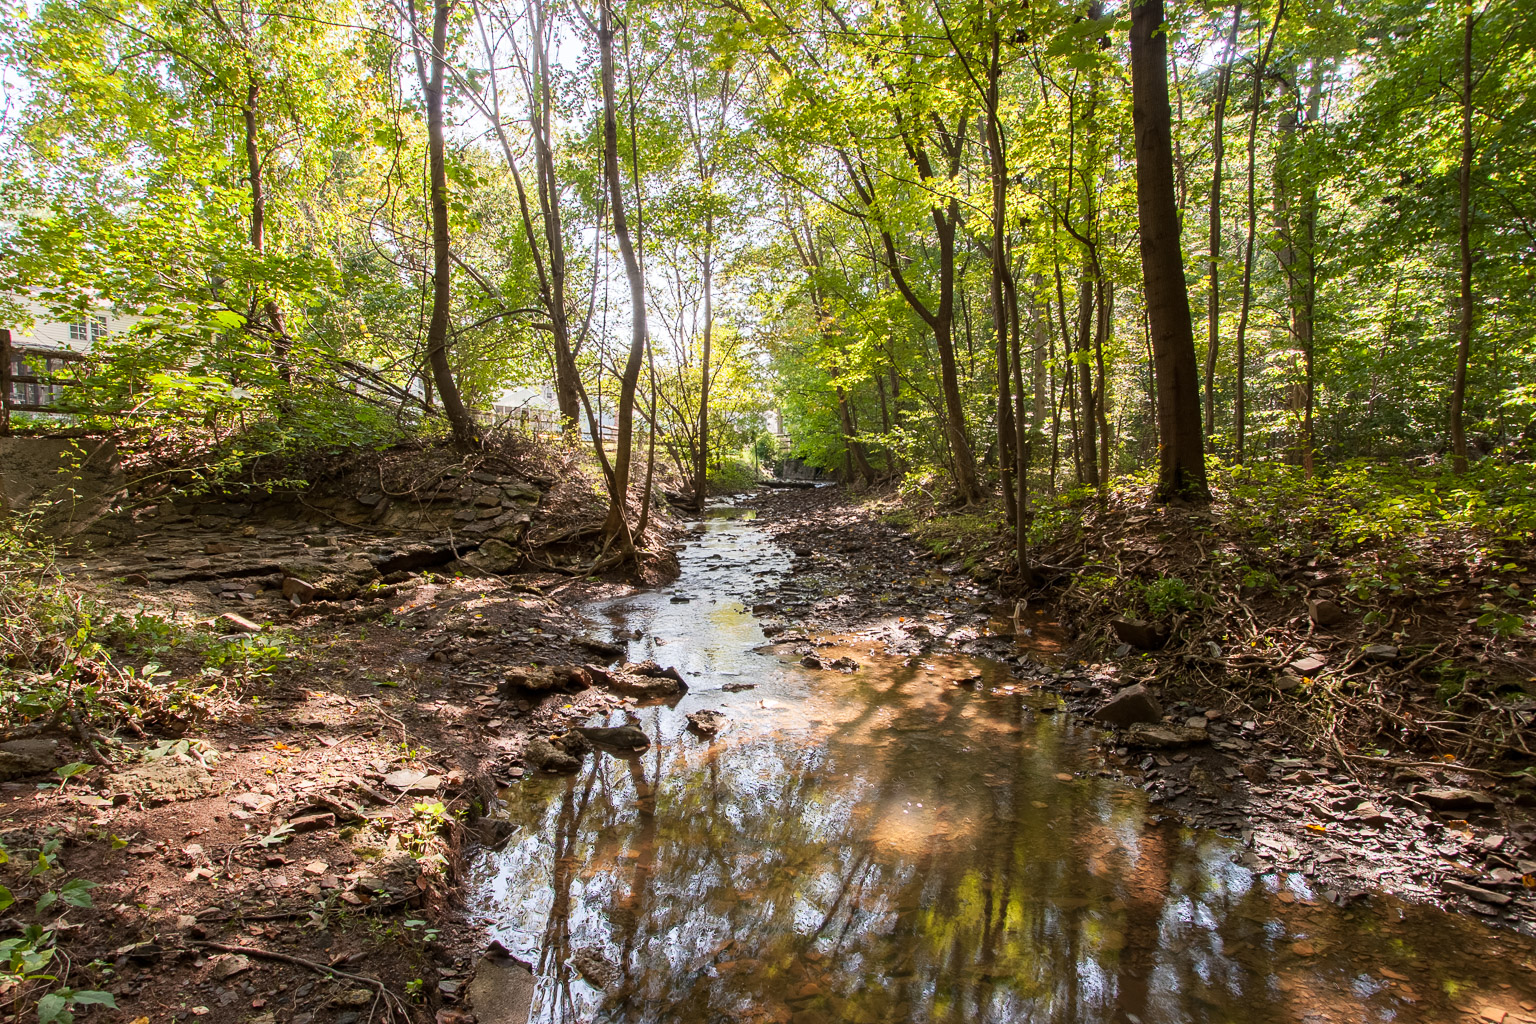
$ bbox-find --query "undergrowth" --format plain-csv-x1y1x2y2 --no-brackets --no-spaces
883,458,1536,766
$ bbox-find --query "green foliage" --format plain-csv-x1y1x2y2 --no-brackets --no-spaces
1138,577,1204,618
707,457,762,495
0,841,114,1024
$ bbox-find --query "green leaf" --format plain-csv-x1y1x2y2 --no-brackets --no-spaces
208,309,246,329
55,762,93,781
56,878,98,908
36,993,69,1024
0,884,12,911
67,991,117,1008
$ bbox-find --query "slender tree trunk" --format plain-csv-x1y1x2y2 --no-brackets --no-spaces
242,78,292,387
1233,0,1286,464
1450,9,1477,474
1075,267,1099,485
835,381,876,483
695,218,713,509
415,0,479,451
532,2,582,434
1204,2,1242,439
1095,279,1113,485
1130,0,1209,501
595,0,647,544
985,32,1018,527
932,205,982,501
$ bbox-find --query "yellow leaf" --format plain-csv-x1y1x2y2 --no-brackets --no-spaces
1305,823,1327,833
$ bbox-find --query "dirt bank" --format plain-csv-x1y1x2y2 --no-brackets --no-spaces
0,436,686,1024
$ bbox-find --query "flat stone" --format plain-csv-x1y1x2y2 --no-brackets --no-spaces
382,769,443,794
1290,655,1326,675
1361,644,1399,661
568,947,622,991
524,737,581,773
462,538,521,574
282,576,317,603
687,710,729,736
1091,683,1163,727
1418,787,1495,811
502,665,591,695
1121,723,1209,749
110,761,219,805
575,725,649,750
0,738,63,781
219,612,263,633
1307,599,1348,627
1110,617,1166,650
1443,879,1513,905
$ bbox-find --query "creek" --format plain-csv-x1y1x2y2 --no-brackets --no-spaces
471,504,1536,1023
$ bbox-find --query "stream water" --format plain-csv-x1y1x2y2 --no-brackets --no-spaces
471,505,1536,1024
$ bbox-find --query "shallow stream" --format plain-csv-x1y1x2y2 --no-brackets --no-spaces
472,506,1536,1024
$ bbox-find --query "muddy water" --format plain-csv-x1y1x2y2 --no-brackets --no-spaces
472,506,1536,1024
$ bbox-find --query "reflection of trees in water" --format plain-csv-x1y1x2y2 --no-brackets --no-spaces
483,658,1488,1024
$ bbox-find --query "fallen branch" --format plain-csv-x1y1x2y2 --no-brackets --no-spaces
191,941,412,1023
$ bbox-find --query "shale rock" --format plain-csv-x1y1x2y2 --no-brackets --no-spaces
1121,722,1209,749
502,665,591,695
686,710,729,736
575,725,650,750
1091,683,1163,727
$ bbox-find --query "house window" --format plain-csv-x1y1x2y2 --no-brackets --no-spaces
68,317,107,345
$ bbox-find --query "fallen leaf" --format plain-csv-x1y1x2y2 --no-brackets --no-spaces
1380,967,1410,981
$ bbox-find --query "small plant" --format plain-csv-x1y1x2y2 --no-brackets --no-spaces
0,841,115,1023
1139,576,1203,618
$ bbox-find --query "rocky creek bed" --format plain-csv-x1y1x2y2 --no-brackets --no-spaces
464,489,1536,1024
4,463,1536,1024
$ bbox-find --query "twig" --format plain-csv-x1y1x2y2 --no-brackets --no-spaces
191,941,411,1022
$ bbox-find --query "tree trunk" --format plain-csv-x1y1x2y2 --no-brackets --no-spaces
1233,0,1286,464
242,78,292,387
695,217,713,509
985,30,1018,527
532,1,582,434
1095,278,1113,485
1450,9,1476,475
416,0,479,451
1130,0,1209,501
596,0,648,543
1204,2,1242,439
1075,268,1099,486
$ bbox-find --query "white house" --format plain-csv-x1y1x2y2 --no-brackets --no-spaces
2,295,135,411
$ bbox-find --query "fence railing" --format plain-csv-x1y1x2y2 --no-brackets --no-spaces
1,329,88,436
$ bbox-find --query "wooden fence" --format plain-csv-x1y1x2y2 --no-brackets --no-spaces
0,329,87,437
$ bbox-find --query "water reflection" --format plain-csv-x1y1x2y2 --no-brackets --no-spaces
473,510,1536,1024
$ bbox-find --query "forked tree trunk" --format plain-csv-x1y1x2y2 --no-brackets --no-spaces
596,0,648,543
1130,0,1209,501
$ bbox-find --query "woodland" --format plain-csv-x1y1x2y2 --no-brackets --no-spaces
1,0,1532,544
2,0,1536,1017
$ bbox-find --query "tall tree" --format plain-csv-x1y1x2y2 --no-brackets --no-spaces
1204,1,1242,439
1449,7,1480,474
593,0,649,548
1231,0,1285,463
410,0,479,450
1129,0,1209,500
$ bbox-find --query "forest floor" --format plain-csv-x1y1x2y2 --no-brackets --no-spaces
0,434,692,1024
3,439,1536,1024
